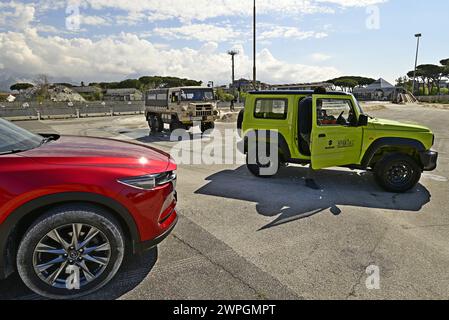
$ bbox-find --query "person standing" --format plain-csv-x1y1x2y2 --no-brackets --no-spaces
230,99,235,112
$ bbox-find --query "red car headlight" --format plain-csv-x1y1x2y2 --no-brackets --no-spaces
118,171,177,190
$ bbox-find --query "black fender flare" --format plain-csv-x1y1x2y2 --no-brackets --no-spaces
0,192,140,279
243,130,291,161
361,137,426,168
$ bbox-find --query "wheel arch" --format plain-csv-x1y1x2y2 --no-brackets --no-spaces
362,137,426,168
0,192,140,280
243,130,291,162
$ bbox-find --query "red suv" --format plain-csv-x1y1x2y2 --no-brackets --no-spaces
0,118,177,299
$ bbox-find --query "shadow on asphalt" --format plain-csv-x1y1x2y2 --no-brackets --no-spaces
195,165,431,230
136,131,206,144
0,248,158,300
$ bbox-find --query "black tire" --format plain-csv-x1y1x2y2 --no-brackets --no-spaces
155,116,164,132
170,120,186,132
237,110,244,138
374,153,422,193
148,115,158,134
201,122,215,133
246,152,279,178
17,204,125,299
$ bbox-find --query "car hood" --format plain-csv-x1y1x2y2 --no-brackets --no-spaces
369,118,431,132
19,135,172,172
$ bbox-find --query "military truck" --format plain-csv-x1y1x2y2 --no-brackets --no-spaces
238,90,438,193
145,86,219,133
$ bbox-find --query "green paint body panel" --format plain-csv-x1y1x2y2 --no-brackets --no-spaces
242,92,435,170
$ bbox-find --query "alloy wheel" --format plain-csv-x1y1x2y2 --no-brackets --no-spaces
32,223,112,289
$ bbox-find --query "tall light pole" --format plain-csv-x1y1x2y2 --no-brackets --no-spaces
412,33,422,95
227,50,239,85
253,0,257,90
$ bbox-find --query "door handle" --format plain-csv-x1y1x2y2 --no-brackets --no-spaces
318,134,326,138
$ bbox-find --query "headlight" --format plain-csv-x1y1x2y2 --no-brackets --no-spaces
118,171,177,190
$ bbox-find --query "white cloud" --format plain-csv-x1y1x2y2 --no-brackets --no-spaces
259,26,328,40
310,53,332,62
154,24,241,42
0,1,36,30
82,0,387,23
2,0,382,85
316,0,388,7
0,30,341,85
80,15,110,26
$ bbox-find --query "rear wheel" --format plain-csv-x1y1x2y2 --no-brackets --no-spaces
155,116,164,132
246,152,279,178
17,204,125,299
237,110,244,137
374,153,422,193
148,115,157,134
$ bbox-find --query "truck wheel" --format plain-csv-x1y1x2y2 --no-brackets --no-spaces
201,122,215,133
16,204,125,300
170,121,185,132
246,153,279,178
148,115,158,134
155,116,164,132
374,153,422,193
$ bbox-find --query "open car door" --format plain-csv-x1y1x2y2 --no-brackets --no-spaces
311,95,363,170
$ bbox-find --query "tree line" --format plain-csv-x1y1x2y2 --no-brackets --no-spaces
89,76,202,91
326,76,376,92
397,59,449,95
10,76,203,93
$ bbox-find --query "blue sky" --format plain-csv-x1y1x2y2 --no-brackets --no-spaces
0,0,448,86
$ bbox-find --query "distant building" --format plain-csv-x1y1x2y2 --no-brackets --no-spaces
104,88,143,101
271,82,334,91
6,94,16,102
230,78,270,92
439,81,449,89
353,78,398,101
72,86,102,95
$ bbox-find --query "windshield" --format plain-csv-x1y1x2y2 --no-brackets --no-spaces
353,96,366,115
180,89,214,101
0,118,43,154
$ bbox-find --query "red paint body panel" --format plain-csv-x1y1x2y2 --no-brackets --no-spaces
0,136,177,242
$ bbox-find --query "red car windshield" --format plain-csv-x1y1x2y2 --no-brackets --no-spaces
0,118,43,154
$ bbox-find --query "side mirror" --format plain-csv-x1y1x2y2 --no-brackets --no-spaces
358,114,369,126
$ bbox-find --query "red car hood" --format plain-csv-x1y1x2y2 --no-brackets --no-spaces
19,136,172,172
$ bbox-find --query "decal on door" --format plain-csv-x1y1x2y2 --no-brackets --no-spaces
337,139,355,149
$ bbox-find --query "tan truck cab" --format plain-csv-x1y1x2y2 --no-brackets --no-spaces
145,86,219,133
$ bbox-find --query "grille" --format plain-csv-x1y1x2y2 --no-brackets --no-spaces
195,105,213,117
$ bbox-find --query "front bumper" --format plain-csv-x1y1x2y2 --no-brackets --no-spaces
420,150,438,171
135,214,178,254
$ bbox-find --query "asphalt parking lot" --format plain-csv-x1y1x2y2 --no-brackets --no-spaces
1,103,448,300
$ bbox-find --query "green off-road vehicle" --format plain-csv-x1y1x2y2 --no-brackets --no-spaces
237,90,438,193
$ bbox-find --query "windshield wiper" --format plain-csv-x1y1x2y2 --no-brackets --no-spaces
0,149,27,155
39,135,57,147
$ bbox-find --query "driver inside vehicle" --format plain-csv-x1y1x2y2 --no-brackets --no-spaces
317,99,338,125
317,99,356,126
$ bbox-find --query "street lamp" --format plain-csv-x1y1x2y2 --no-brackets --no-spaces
253,0,257,90
227,50,239,86
412,33,422,95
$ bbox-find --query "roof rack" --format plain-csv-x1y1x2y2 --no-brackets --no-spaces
247,90,351,96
